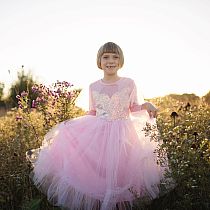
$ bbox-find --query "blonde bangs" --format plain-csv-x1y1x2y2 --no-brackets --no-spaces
97,42,124,69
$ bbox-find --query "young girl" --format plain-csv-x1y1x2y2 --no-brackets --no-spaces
27,42,168,210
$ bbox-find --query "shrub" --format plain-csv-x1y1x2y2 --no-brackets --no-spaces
134,101,210,210
0,81,85,210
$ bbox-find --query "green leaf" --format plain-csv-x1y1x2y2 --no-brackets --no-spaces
25,198,42,210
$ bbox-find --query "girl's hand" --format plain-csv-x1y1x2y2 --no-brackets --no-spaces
141,102,158,118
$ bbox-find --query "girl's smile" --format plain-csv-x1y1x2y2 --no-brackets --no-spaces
100,53,120,75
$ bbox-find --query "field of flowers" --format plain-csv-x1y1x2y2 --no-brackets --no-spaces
0,81,209,210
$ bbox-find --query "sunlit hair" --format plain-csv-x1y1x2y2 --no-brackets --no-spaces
97,42,124,69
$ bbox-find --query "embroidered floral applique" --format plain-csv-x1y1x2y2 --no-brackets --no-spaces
92,88,130,120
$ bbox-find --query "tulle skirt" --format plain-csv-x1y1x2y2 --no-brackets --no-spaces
27,111,168,210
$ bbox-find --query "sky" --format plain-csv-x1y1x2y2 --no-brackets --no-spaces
0,0,210,110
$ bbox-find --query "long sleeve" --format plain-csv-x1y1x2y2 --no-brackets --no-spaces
129,80,144,112
86,85,96,116
129,80,156,124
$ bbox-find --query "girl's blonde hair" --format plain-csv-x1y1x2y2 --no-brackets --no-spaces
97,42,124,69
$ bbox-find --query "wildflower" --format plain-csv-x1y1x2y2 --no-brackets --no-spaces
21,91,28,97
32,85,39,93
16,115,23,121
32,100,36,108
18,104,23,109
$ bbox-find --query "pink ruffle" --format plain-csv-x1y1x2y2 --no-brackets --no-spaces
28,111,168,210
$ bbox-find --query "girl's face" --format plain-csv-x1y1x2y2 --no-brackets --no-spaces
100,53,120,76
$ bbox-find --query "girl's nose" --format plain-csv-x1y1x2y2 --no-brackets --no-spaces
108,58,114,62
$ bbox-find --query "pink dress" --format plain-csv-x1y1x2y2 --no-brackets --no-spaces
27,77,168,210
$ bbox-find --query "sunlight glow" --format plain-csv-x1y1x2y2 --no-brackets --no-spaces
0,0,209,110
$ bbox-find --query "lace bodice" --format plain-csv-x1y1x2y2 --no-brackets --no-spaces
89,77,143,120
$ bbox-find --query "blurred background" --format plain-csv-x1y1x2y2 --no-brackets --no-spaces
0,0,210,110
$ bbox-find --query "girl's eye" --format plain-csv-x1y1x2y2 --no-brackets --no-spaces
103,56,108,59
114,56,119,59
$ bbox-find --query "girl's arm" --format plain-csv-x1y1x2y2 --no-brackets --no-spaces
86,110,96,115
86,84,96,116
129,80,158,118
141,102,158,118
